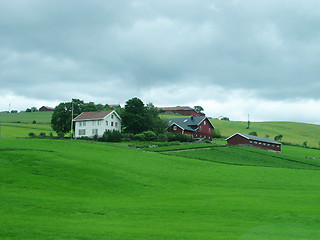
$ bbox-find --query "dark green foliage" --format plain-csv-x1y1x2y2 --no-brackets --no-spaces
194,105,204,113
32,120,36,124
121,98,166,134
274,134,283,141
39,132,46,137
220,117,230,121
134,133,145,141
28,132,35,137
303,141,308,147
157,133,168,142
167,132,193,142
212,129,221,138
249,131,258,136
100,130,122,142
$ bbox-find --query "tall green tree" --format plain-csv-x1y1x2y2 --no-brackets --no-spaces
145,103,166,134
121,97,147,134
51,99,98,135
194,106,204,113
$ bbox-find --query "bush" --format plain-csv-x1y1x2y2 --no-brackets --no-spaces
249,131,258,136
39,132,46,137
142,131,156,141
134,133,145,141
58,133,65,138
28,132,35,137
32,120,37,124
157,133,168,142
122,133,134,141
212,129,221,138
101,130,122,142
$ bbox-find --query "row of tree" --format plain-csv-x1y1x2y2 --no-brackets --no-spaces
51,98,167,136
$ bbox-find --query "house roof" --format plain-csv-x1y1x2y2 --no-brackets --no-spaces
73,110,114,121
40,106,54,110
166,116,214,131
226,133,282,145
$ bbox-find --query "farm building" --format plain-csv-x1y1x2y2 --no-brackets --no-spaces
39,106,54,112
73,110,121,138
226,133,282,152
158,106,205,116
166,116,214,140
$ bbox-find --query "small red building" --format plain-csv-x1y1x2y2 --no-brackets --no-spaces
226,133,282,152
166,116,214,140
159,106,205,116
39,106,54,112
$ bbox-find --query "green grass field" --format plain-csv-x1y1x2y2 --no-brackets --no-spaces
0,112,53,124
1,138,320,239
211,119,320,148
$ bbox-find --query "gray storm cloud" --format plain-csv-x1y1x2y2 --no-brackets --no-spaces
0,0,319,113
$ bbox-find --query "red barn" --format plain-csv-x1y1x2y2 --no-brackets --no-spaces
166,116,214,140
226,133,282,152
158,106,205,116
39,106,54,112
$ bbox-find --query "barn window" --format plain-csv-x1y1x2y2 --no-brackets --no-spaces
250,141,253,143
258,142,262,145
173,126,177,130
254,141,257,144
79,129,86,135
200,126,202,130
204,121,206,125
263,143,266,145
208,128,211,132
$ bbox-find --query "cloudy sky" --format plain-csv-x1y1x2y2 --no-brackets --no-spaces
1,0,319,124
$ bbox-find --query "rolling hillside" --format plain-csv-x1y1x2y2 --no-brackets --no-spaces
210,119,320,148
1,138,320,239
0,111,52,124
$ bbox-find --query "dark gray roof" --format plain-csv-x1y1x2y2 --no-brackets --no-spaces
165,116,214,131
226,133,282,145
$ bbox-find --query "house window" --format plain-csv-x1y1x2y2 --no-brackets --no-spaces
115,122,118,128
83,121,86,126
79,122,82,127
79,129,86,135
173,126,177,130
92,121,96,126
106,121,108,126
111,122,114,127
98,120,102,125
111,114,114,119
92,129,98,135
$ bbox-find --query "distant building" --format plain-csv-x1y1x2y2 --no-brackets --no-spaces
73,110,121,138
165,116,214,141
158,106,205,116
39,106,54,112
226,133,282,152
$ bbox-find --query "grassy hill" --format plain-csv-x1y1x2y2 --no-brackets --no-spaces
0,111,53,124
210,119,320,148
1,138,320,239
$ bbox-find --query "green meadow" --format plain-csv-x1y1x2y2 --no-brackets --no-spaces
1,138,320,239
211,119,320,148
0,111,52,124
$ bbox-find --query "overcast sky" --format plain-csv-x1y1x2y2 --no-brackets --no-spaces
1,0,319,124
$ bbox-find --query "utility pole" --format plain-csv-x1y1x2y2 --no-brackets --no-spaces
247,114,250,129
70,101,74,140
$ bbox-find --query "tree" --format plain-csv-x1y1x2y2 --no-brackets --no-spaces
194,106,204,113
31,107,38,112
249,131,258,136
51,99,98,135
274,135,283,141
145,103,167,134
121,97,148,134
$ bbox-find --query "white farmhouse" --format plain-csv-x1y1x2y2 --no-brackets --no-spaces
73,110,121,138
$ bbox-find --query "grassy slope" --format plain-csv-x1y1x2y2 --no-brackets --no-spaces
0,111,53,124
1,139,320,239
211,119,320,148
